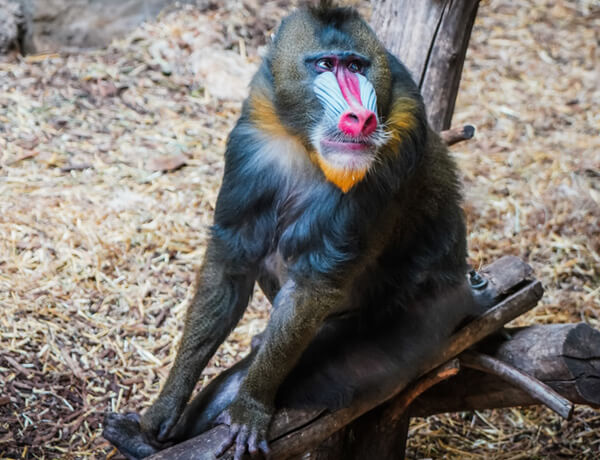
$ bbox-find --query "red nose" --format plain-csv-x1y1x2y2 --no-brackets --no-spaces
338,108,377,138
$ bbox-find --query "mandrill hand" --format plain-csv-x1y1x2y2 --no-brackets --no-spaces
139,392,185,442
215,392,273,460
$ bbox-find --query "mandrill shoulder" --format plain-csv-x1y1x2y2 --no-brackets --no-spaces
418,128,464,214
226,66,318,182
395,128,464,233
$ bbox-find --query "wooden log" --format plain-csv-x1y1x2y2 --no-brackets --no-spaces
370,0,480,131
411,323,600,417
147,257,544,460
339,360,460,460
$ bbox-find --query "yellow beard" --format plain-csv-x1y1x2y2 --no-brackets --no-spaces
311,98,418,192
314,154,368,193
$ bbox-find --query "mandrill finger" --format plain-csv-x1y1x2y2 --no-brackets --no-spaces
234,426,250,460
259,439,271,458
248,431,270,459
247,431,259,457
216,423,239,457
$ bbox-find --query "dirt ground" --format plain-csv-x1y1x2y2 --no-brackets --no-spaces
0,0,598,458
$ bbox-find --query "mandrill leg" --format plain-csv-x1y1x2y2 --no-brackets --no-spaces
103,354,255,459
104,283,484,459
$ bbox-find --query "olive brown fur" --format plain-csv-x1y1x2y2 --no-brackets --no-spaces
103,3,485,459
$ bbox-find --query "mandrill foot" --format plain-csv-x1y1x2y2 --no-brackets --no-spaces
103,412,167,460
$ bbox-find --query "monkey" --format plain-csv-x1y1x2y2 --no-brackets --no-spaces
103,2,488,459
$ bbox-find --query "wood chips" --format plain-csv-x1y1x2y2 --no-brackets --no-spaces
0,0,598,458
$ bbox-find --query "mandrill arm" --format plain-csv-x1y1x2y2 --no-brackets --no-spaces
140,241,256,442
215,278,348,459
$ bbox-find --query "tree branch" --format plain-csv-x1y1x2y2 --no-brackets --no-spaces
460,351,573,419
147,257,546,460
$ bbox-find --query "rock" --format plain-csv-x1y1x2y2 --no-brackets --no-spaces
11,0,195,53
0,0,27,53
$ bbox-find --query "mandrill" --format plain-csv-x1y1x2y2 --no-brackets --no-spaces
104,2,485,459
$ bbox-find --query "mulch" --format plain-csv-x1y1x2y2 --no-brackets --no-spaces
0,0,598,458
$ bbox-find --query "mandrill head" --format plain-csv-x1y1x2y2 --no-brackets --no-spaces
248,3,420,193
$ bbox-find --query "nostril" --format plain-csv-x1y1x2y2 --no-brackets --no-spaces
339,110,376,137
362,113,377,136
340,112,360,126
339,112,362,137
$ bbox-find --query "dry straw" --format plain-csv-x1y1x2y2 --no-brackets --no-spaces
0,0,598,458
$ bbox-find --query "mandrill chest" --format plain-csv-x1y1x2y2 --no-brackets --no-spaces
253,171,354,282
256,164,394,294
274,178,361,276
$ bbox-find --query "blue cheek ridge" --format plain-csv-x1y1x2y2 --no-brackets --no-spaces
357,74,378,114
313,72,349,118
313,72,379,123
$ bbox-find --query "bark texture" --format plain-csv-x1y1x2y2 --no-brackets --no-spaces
370,0,480,131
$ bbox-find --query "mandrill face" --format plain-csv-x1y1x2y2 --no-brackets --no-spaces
267,8,396,193
308,52,389,192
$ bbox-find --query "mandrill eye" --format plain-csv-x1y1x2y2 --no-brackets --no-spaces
316,58,334,72
347,60,364,74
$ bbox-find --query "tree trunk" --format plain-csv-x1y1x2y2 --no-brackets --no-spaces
370,0,480,131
